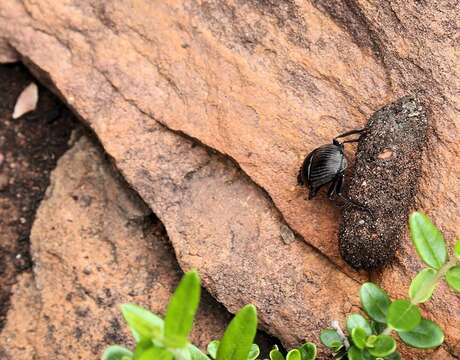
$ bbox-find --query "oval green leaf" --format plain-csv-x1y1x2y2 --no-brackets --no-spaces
347,346,364,360
101,345,133,360
207,340,219,359
365,335,377,348
248,344,260,360
360,283,391,323
367,335,396,357
269,346,284,360
320,329,342,349
384,351,401,360
409,212,447,269
398,318,444,348
387,300,421,332
121,304,164,342
189,344,211,360
133,339,174,360
351,327,367,350
347,314,372,336
286,349,301,360
409,268,438,304
138,347,173,360
445,266,460,293
216,304,258,360
164,270,201,348
454,239,460,260
299,342,317,360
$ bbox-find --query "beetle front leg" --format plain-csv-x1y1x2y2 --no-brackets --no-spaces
334,174,375,219
333,127,368,144
327,174,342,199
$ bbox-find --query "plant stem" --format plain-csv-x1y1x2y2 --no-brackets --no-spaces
331,320,350,350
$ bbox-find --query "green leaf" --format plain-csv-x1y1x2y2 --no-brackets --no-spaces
133,340,173,360
121,304,164,342
454,239,460,260
387,300,421,332
216,304,258,360
164,271,201,348
398,319,444,349
409,212,447,269
175,348,192,360
320,329,342,349
299,342,317,360
247,344,260,360
351,327,367,350
137,347,173,360
445,266,460,293
384,352,401,360
101,345,133,360
269,346,284,360
409,268,438,304
367,335,396,357
347,346,364,360
207,340,219,359
286,349,301,360
133,339,155,359
365,335,377,348
189,344,211,360
347,314,372,336
360,283,391,323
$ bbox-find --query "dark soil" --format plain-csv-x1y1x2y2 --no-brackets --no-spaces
339,96,428,270
0,63,77,329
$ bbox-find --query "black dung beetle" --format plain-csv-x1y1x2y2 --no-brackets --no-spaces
298,128,369,211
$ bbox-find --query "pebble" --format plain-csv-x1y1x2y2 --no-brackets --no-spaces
0,173,9,190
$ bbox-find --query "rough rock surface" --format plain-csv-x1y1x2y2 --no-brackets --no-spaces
0,38,17,63
1,0,457,271
0,0,459,357
0,136,230,359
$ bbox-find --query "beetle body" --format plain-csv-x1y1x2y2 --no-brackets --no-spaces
298,143,347,199
297,128,369,212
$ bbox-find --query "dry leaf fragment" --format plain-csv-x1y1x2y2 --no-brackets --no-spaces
12,82,39,119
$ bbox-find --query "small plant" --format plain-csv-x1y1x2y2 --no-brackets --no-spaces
102,270,260,360
103,211,458,359
320,211,460,359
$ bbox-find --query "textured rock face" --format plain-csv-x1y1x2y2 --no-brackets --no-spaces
0,0,459,357
0,38,17,63
0,136,230,359
2,0,457,271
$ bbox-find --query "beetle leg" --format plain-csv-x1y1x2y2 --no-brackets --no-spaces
333,174,375,219
334,127,368,144
327,175,341,199
308,186,318,200
297,166,304,186
337,193,375,219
